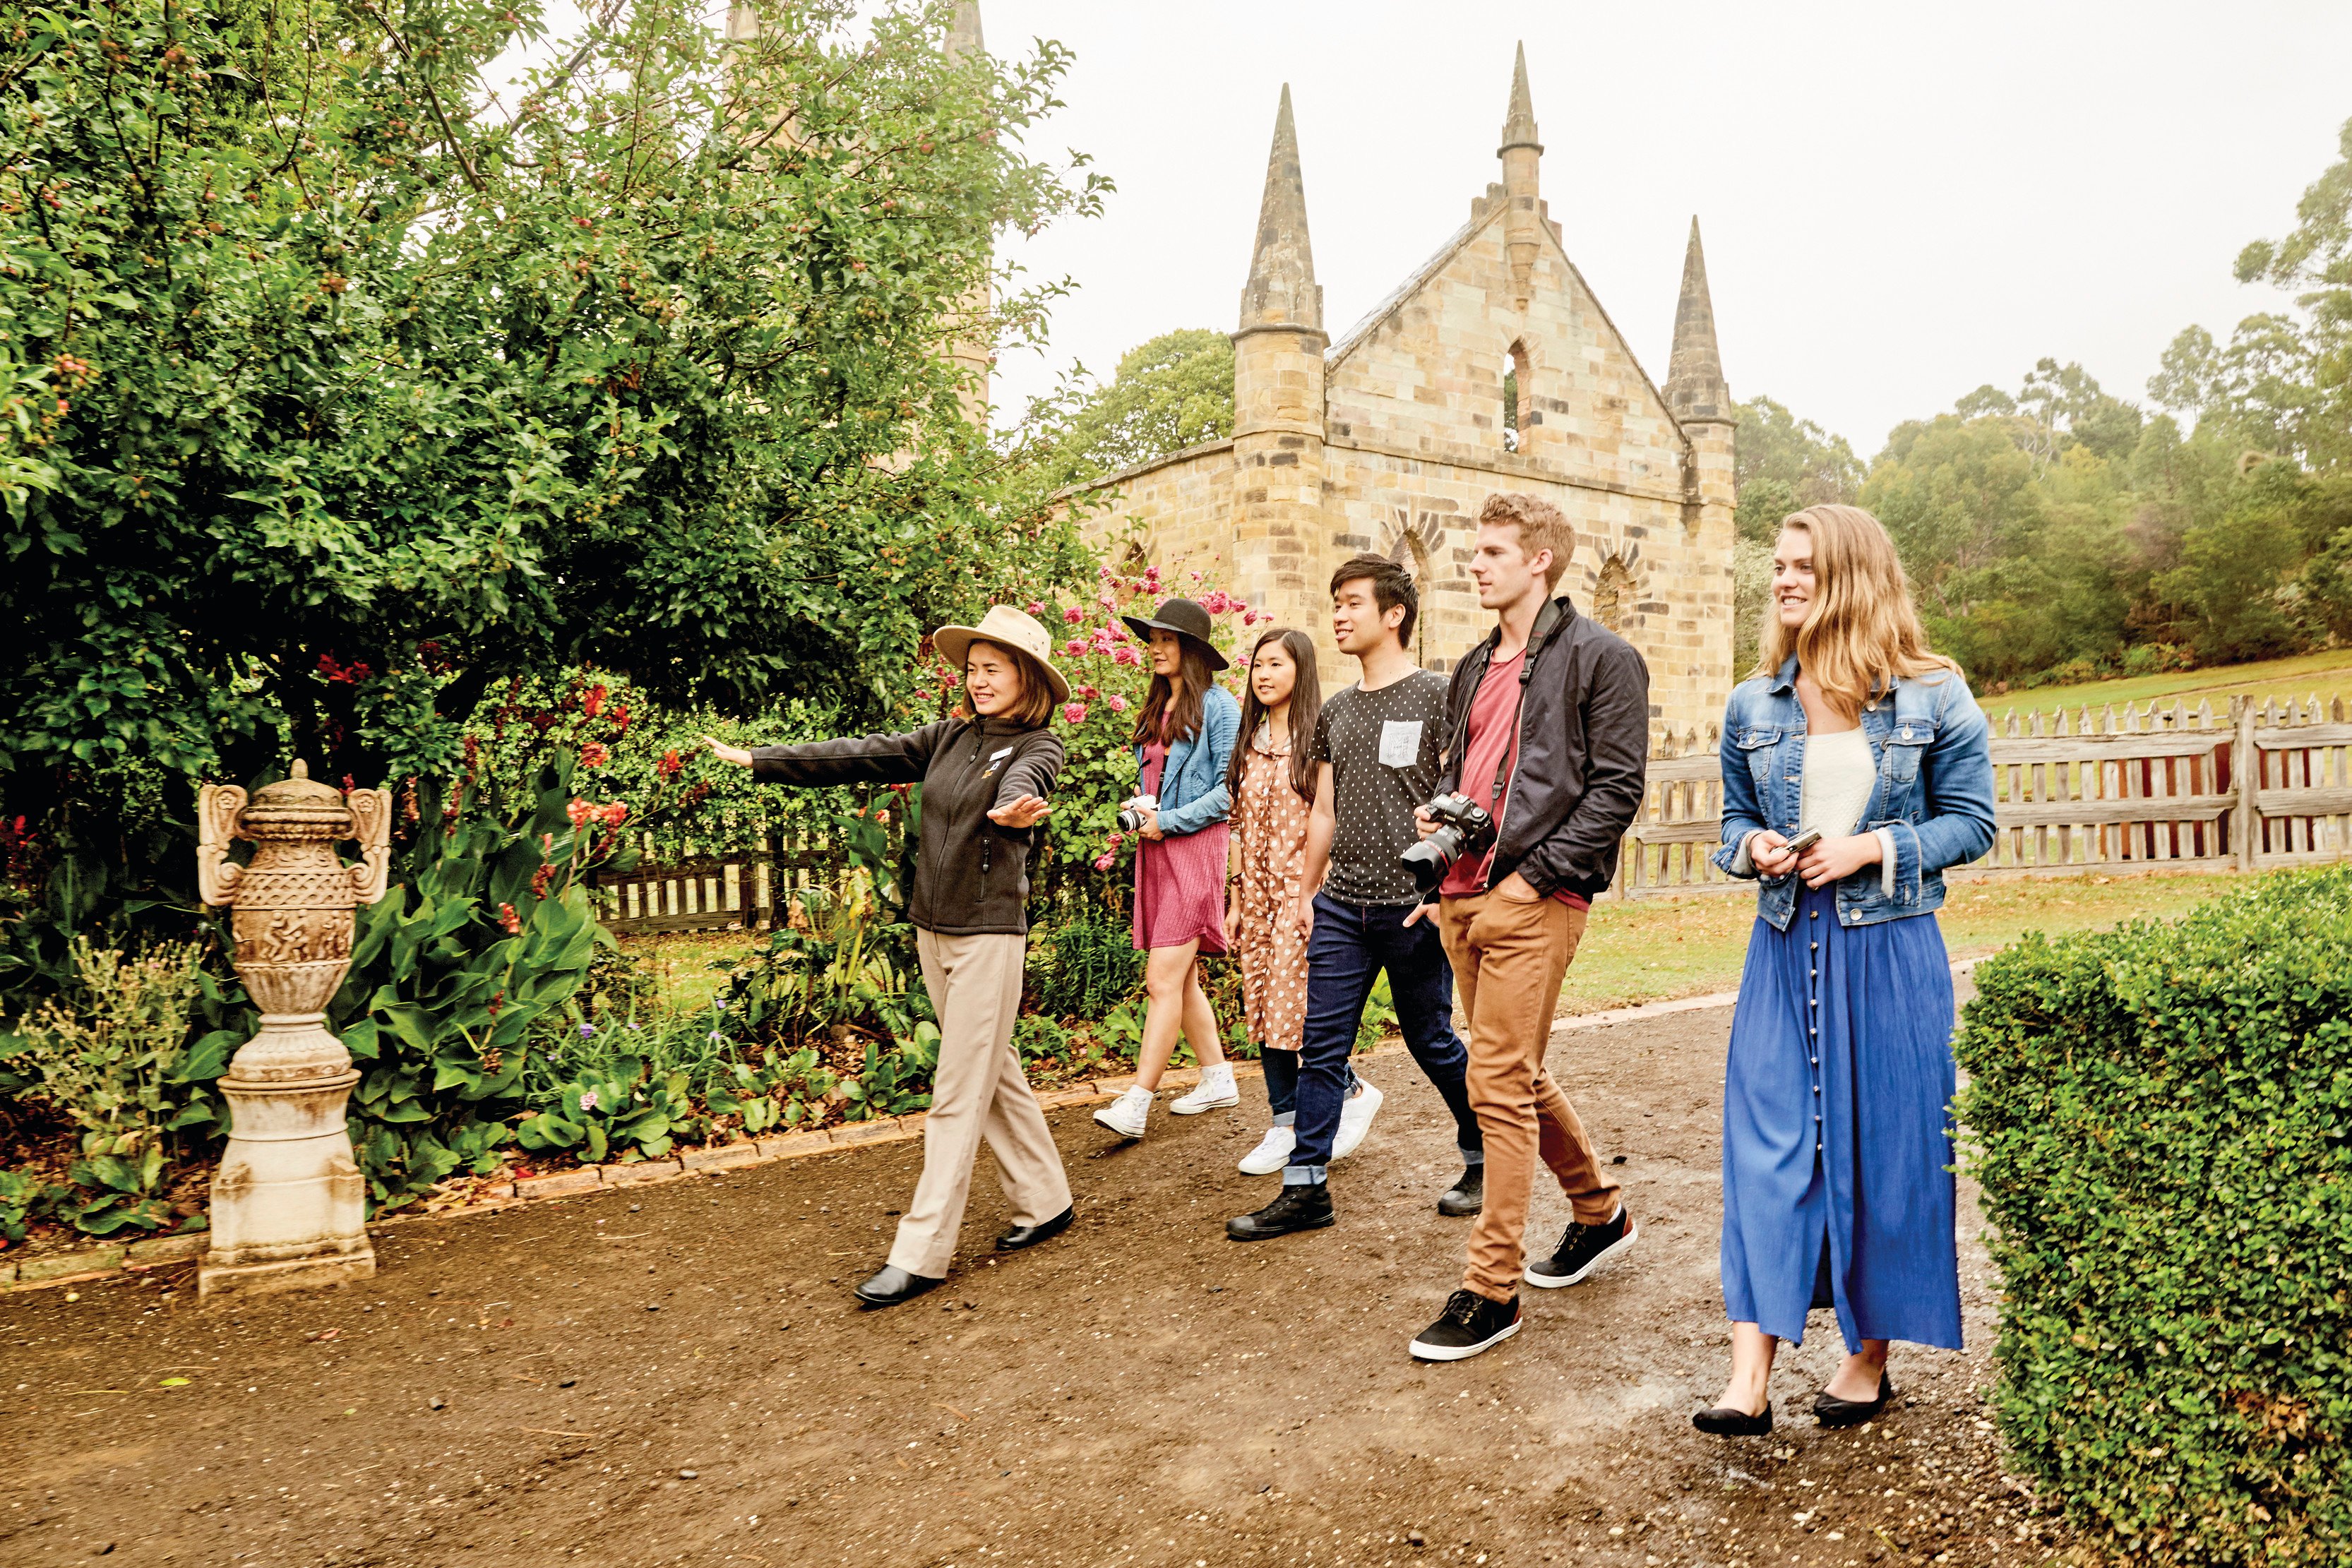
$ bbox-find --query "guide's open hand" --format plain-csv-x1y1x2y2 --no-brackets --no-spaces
701,735,753,768
988,794,1052,830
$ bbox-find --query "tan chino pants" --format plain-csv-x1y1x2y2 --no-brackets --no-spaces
1437,886,1623,1302
888,930,1073,1279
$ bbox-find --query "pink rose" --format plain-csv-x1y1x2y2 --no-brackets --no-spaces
1107,693,1128,712
1065,638,1086,656
1063,606,1084,623
1113,645,1139,666
1062,701,1088,724
1092,853,1116,872
1025,601,1044,615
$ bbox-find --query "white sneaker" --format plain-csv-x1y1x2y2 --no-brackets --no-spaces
1237,1124,1297,1175
1331,1078,1384,1161
1093,1085,1153,1139
1171,1063,1239,1115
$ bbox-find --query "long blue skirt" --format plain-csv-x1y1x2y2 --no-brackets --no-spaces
1719,882,1962,1350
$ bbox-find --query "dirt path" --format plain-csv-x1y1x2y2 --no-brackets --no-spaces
0,995,2067,1568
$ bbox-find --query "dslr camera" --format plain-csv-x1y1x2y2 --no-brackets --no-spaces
1399,792,1497,894
1116,794,1159,834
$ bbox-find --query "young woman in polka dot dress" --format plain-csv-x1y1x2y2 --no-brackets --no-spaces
1222,628,1325,1174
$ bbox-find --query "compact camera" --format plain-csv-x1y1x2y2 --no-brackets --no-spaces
1116,794,1159,834
1399,792,1498,894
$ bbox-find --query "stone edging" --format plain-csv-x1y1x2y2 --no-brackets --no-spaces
7,960,1989,1295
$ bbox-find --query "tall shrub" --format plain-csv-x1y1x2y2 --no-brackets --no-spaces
1954,868,2352,1564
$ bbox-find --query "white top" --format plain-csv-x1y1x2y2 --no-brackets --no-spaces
1799,727,1875,839
1733,727,1899,896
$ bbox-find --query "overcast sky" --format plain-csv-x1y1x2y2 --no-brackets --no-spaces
496,3,2352,458
974,1,2350,457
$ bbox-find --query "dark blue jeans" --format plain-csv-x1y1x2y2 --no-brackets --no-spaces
1260,1047,1352,1125
1287,893,1484,1180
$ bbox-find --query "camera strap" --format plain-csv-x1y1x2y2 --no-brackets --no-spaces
1484,597,1562,808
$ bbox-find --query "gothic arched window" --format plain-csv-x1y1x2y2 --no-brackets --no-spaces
1503,342,1529,453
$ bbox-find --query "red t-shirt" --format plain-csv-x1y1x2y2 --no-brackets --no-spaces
1436,647,1592,909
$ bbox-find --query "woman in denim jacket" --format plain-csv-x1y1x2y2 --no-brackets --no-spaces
1093,599,1245,1140
1692,506,1995,1439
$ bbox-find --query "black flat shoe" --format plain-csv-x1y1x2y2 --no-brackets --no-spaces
1436,1164,1484,1217
1226,1181,1335,1241
1813,1374,1896,1429
852,1264,943,1309
995,1204,1074,1252
1692,1401,1774,1437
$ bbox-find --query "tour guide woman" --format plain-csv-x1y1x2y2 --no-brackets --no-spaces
704,605,1075,1309
1695,504,1995,1435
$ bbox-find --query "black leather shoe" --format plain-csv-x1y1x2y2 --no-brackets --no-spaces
1225,1181,1335,1241
852,1264,943,1309
1813,1374,1896,1429
1693,1401,1774,1437
995,1205,1074,1252
1436,1164,1484,1216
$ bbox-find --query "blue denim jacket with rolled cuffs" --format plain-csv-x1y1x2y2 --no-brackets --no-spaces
1709,658,1997,931
1133,683,1241,838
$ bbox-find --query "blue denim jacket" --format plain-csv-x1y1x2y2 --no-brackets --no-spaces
1136,683,1240,837
1710,659,1996,930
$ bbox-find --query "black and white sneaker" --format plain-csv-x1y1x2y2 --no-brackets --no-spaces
1523,1205,1637,1288
1408,1288,1522,1361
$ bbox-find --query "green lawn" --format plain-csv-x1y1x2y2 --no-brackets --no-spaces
1558,869,2248,1016
1978,647,2352,723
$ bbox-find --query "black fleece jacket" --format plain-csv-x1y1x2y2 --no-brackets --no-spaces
750,717,1061,936
1433,597,1651,902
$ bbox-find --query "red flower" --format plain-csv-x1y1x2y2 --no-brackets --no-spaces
566,798,595,828
1062,701,1088,724
529,863,554,899
657,749,683,780
499,902,522,935
599,802,628,827
580,742,610,767
583,684,607,718
609,705,631,732
1062,606,1084,623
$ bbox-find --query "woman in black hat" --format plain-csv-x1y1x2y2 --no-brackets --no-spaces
1093,598,1243,1141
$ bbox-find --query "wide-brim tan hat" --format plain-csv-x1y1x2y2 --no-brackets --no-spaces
933,604,1071,705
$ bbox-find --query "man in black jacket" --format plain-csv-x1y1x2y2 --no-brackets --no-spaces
1404,491,1651,1362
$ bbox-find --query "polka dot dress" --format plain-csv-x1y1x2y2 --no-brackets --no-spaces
1234,725,1312,1053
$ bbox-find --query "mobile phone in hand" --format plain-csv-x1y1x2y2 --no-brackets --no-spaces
1784,827,1824,855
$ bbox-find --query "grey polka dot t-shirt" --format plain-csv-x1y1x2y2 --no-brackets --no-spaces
1311,669,1451,906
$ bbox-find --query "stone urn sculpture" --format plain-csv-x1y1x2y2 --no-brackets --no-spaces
195,761,393,1298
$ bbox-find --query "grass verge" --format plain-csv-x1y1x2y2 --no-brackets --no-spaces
1978,646,2352,719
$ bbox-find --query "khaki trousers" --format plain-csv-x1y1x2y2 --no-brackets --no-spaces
888,930,1073,1279
1437,887,1623,1302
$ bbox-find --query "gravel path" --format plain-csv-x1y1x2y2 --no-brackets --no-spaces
0,988,2070,1567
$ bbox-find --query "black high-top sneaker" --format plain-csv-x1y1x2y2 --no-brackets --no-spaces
1407,1288,1522,1361
1523,1205,1637,1288
1224,1180,1336,1241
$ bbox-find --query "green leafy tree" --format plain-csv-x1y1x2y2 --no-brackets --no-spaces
0,0,1106,835
1045,327,1234,488
1731,394,1862,544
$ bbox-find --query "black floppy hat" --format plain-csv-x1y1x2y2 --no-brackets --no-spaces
1120,597,1231,671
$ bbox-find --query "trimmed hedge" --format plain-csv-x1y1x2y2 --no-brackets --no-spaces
1954,866,2352,1565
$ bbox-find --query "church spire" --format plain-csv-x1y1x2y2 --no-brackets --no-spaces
1238,84,1323,333
1498,40,1542,156
1497,43,1543,308
1665,217,1732,424
945,1,984,61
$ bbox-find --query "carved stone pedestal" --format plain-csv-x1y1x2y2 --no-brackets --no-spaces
196,762,391,1300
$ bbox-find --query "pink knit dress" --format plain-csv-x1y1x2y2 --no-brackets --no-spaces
1131,741,1230,954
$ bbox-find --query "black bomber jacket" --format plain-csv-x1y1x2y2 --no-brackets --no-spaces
750,717,1062,936
1433,597,1652,902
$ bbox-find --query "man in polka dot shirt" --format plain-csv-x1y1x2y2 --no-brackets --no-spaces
1226,554,1487,1245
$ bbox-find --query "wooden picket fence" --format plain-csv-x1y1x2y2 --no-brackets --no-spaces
1616,693,2352,898
590,825,852,936
593,693,2352,930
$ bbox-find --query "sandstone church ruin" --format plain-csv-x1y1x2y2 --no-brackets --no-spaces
1073,48,1739,743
